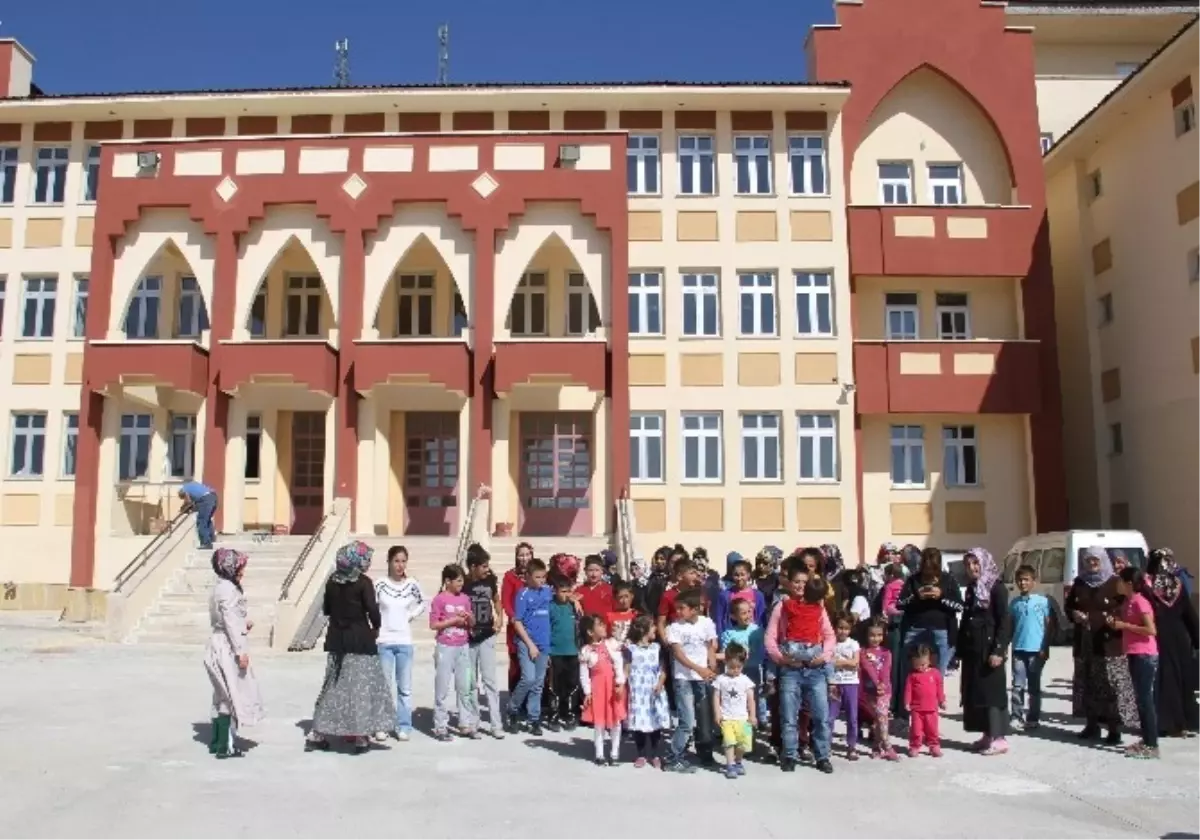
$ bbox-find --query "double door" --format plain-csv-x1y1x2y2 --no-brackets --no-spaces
519,412,592,536
404,412,459,535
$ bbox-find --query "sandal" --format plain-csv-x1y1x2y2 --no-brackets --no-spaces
1127,745,1159,759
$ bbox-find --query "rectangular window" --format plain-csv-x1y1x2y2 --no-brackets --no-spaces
738,272,777,337
177,276,210,338
62,412,79,478
885,292,919,340
1098,292,1114,325
629,272,663,336
740,413,781,482
788,134,827,195
797,413,838,482
0,146,16,205
245,414,263,480
626,134,660,195
72,276,89,338
169,413,197,479
1175,99,1196,137
681,272,720,337
21,275,57,339
928,163,964,205
452,292,468,337
630,412,664,483
510,272,547,337
125,276,161,339
935,292,971,340
878,162,913,205
33,146,69,205
250,286,267,338
1109,422,1124,456
284,275,322,337
942,425,979,487
1039,132,1054,155
678,134,715,196
734,135,772,195
794,272,834,337
397,274,435,337
1188,247,1199,285
566,272,600,336
118,413,153,481
890,424,926,487
681,412,722,483
1087,170,1103,201
10,412,46,478
83,145,102,202
0,277,6,338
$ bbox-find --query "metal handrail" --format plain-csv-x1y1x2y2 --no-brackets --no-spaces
112,508,192,593
455,484,490,565
278,514,330,602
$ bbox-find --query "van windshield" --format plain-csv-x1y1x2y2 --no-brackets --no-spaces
1076,547,1146,570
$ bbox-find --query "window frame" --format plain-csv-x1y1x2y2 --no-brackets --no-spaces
83,144,102,203
283,274,323,338
169,413,198,480
942,424,980,487
878,161,913,205
681,272,721,338
889,424,927,488
626,134,661,196
125,276,162,339
176,275,210,339
629,412,665,484
20,275,58,340
118,413,153,482
788,133,828,196
677,133,716,196
935,292,971,340
740,412,782,483
0,276,7,338
927,162,965,206
1039,132,1054,155
396,272,436,338
245,413,263,481
0,146,17,205
9,411,47,479
628,271,663,337
72,275,89,339
249,285,267,338
884,292,920,341
1187,247,1199,285
510,271,549,337
680,412,723,484
796,412,839,483
738,272,778,338
794,271,835,338
733,134,772,196
61,411,79,478
565,272,601,337
32,145,69,205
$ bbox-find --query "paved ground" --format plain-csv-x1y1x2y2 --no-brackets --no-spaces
1,623,1197,839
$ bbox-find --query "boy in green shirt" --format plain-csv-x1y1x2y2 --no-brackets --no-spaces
546,576,581,730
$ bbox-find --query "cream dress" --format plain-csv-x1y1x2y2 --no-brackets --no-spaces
204,578,265,729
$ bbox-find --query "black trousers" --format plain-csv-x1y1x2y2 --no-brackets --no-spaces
546,654,580,722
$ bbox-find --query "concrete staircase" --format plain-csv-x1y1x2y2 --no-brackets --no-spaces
490,535,615,568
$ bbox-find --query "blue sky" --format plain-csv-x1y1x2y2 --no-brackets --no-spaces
2,0,834,94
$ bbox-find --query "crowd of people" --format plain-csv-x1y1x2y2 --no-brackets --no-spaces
200,538,1198,771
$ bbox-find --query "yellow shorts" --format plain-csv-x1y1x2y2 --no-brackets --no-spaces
721,720,754,751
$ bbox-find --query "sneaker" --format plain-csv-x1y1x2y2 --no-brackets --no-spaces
563,718,578,732
394,730,410,742
664,760,697,774
780,758,797,772
503,713,519,735
1024,721,1040,732
724,765,738,780
908,747,920,758
634,757,647,769
593,758,606,767
529,722,544,737
463,728,483,740
1127,745,1160,760
488,726,505,740
846,750,859,762
734,761,746,776
815,759,834,774
798,747,815,765
929,745,943,758
881,748,900,762
651,757,663,770
544,719,561,732
605,757,617,767
372,731,389,742
433,729,452,742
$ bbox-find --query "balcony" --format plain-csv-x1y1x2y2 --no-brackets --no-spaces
848,205,1037,278
492,339,608,395
853,340,1042,415
354,339,472,395
87,340,210,396
218,339,339,396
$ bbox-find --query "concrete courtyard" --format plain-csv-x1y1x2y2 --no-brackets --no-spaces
1,618,1197,839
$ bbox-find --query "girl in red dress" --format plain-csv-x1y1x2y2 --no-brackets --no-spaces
580,614,628,765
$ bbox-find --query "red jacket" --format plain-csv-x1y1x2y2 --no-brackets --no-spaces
903,667,945,712
501,569,524,619
575,581,614,618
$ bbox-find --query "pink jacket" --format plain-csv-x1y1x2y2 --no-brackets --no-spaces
882,579,904,618
764,598,836,665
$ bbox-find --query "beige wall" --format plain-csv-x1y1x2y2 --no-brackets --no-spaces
854,275,1021,341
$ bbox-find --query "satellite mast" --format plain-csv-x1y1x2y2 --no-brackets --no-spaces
437,24,450,85
334,38,351,87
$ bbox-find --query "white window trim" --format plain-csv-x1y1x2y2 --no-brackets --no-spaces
788,134,828,196
21,275,57,340
738,272,778,338
878,161,913,205
681,272,721,338
9,412,47,479
927,163,965,206
942,425,980,487
284,273,323,338
627,134,661,196
680,412,723,484
796,413,839,483
629,271,664,337
245,413,263,482
0,145,17,206
396,272,436,338
740,413,782,483
119,413,153,482
61,411,79,479
32,146,69,206
83,145,102,203
510,271,548,337
177,275,208,339
250,286,268,338
884,295,920,341
794,271,835,338
565,272,599,337
935,295,972,340
71,275,89,340
126,276,162,339
677,134,716,196
630,412,665,484
734,134,773,196
890,425,927,489
169,413,198,480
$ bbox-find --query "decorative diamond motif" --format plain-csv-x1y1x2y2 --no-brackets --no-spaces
342,173,367,200
215,176,238,203
471,172,499,199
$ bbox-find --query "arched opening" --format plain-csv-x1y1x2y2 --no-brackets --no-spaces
121,239,210,340
504,232,600,339
243,235,335,340
372,233,468,339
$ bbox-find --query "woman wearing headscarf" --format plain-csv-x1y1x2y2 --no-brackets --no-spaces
204,548,263,759
900,544,922,579
958,548,1012,755
753,545,783,604
629,555,651,614
1064,546,1139,743
1145,548,1199,737
305,541,396,754
643,545,673,618
821,544,846,617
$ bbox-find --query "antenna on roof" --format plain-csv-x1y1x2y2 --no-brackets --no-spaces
437,24,450,85
334,38,351,87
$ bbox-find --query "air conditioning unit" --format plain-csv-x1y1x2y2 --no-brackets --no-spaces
558,144,581,165
136,151,161,174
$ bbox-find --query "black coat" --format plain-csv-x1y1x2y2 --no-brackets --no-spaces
1150,592,1200,733
959,578,1011,731
322,575,381,655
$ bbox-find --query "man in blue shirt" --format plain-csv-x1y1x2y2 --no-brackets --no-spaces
178,480,218,549
1009,564,1053,730
506,558,552,736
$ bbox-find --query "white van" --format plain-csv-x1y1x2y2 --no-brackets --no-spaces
1001,530,1149,643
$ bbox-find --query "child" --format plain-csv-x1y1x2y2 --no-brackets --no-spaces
827,612,862,760
506,559,552,736
576,555,615,617
903,644,945,757
713,642,757,779
859,618,898,760
461,544,504,739
720,599,767,728
656,558,704,642
664,590,718,773
1108,567,1160,759
714,559,767,632
546,575,581,731
626,615,671,768
579,614,627,765
606,582,639,646
428,564,475,741
1008,564,1052,731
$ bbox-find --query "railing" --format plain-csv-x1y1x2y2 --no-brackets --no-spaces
615,487,636,581
278,513,331,602
112,508,191,593
455,484,490,565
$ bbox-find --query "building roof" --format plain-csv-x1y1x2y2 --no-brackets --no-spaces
1006,0,1197,10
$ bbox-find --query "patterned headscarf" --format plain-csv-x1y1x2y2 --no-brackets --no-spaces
1148,548,1182,606
876,542,900,566
821,544,845,580
599,549,618,570
755,545,783,575
967,547,999,607
692,547,709,572
630,556,650,587
899,544,921,577
331,540,374,584
1109,549,1130,573
1080,546,1115,588
552,553,581,583
211,548,248,590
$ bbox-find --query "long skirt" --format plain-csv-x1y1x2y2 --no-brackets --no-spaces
311,653,396,737
204,633,264,729
1072,652,1139,729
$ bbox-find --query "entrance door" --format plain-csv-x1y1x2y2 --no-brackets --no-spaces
290,411,326,534
404,412,459,536
519,412,592,536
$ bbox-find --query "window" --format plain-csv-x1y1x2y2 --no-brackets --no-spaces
681,412,722,483
1039,132,1054,155
452,292,468,337
629,272,663,336
10,413,46,477
1175,98,1196,137
169,413,197,479
0,277,6,337
72,276,89,338
890,425,926,487
1087,170,1103,201
1109,422,1124,456
33,146,69,205
62,412,79,478
397,274,435,337
250,286,267,338
125,276,161,339
1098,292,1114,325
885,292,919,340
788,134,827,195
878,162,913,205
510,272,547,336
245,414,262,480
566,273,601,336
928,163,964,205
942,425,979,487
678,134,715,195
797,414,838,482
681,272,720,337
630,412,664,483
734,135,772,195
741,413,781,482
935,292,971,340
83,145,101,202
626,134,660,195
118,413,152,481
285,275,322,337
794,272,834,337
0,146,16,205
21,276,57,339
738,272,777,337
177,276,209,338
1115,61,1139,78
1188,247,1199,285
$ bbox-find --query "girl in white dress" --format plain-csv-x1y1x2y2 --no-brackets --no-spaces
625,615,671,768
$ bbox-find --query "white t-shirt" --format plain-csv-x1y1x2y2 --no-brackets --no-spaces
375,577,427,646
849,595,871,623
714,673,755,720
830,638,861,685
665,616,717,681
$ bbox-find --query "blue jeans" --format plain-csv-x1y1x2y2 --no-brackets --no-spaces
1127,654,1159,749
509,641,549,723
669,678,714,763
779,663,831,761
378,644,414,733
193,493,218,548
1010,651,1045,725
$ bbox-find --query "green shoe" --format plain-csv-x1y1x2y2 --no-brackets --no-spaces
208,718,221,754
213,714,231,758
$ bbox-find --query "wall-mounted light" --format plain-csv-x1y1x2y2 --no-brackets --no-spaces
136,151,161,175
558,144,580,167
